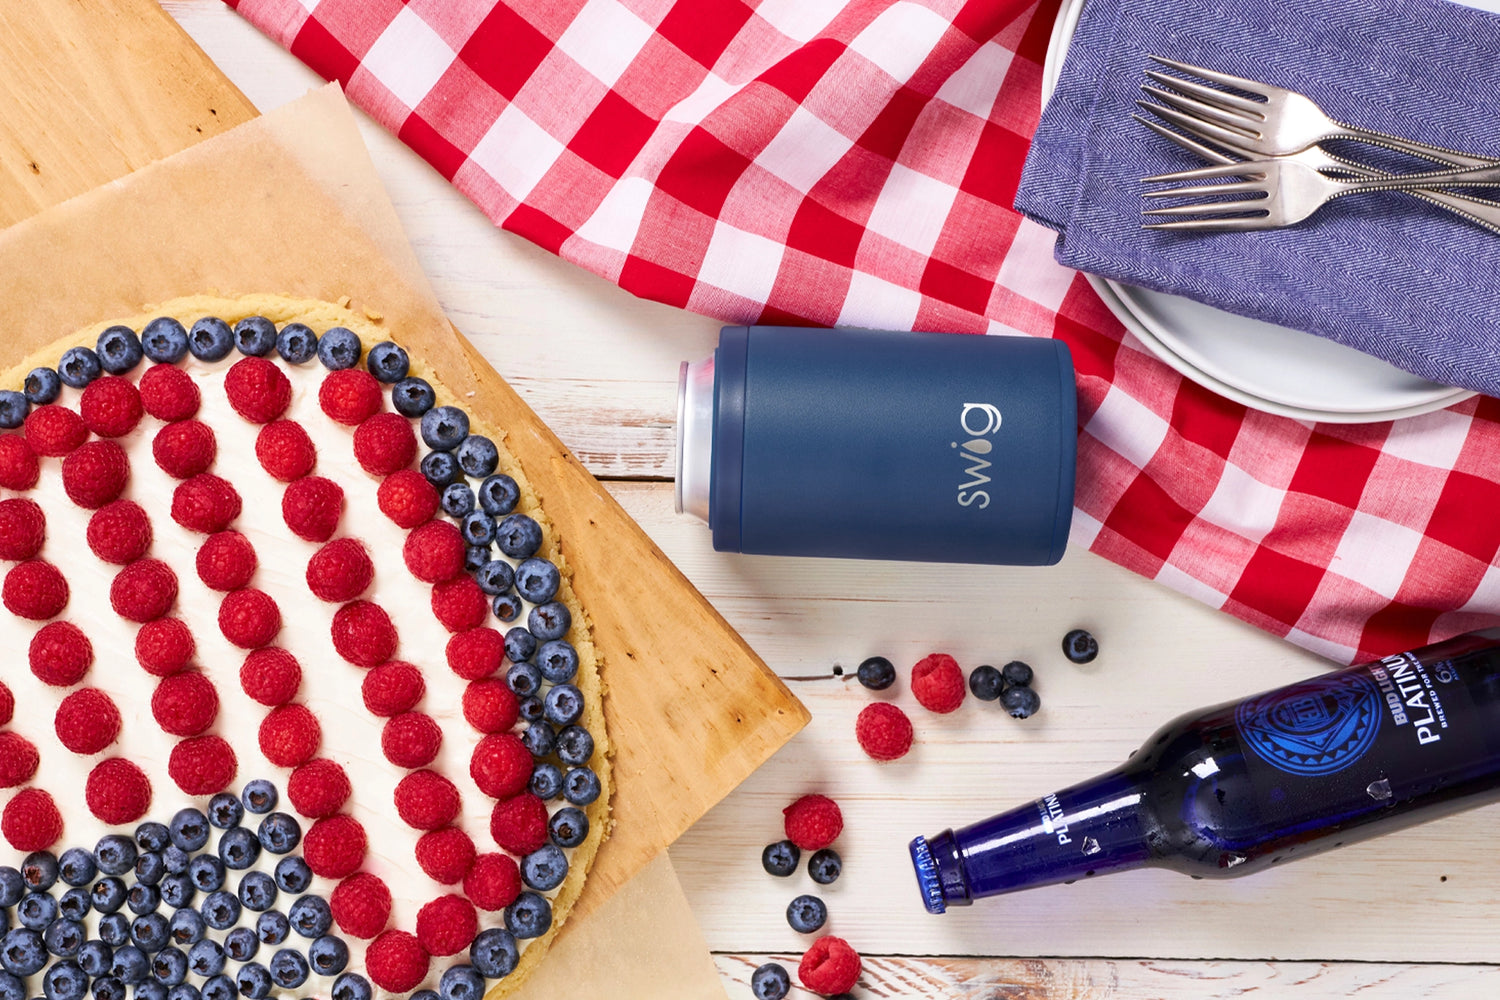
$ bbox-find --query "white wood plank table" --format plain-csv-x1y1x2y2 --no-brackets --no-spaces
163,4,1500,995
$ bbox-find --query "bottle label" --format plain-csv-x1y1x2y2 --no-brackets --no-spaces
1235,671,1384,776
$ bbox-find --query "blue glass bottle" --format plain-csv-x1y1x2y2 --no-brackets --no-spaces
912,628,1500,911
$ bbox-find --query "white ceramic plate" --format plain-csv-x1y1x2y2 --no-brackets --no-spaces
1038,0,1474,422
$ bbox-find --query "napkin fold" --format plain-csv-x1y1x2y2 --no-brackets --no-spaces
1016,0,1500,397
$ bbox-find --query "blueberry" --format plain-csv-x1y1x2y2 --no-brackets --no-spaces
267,950,308,990
135,853,164,887
226,316,274,356
520,845,569,892
0,392,28,430
222,928,256,965
473,476,521,520
306,935,347,977
316,328,362,370
528,601,571,641
127,883,160,916
18,892,57,929
469,926,520,979
506,664,542,702
1001,684,1041,719
78,939,114,978
154,874,190,913
518,695,544,724
504,892,552,939
536,640,579,685
256,813,300,855
218,828,260,870
465,545,491,573
786,894,827,934
21,852,58,891
271,857,310,895
275,323,318,365
167,911,203,949
441,481,476,518
237,872,276,913
253,911,287,947
968,664,1004,701
187,856,224,894
456,436,498,478
98,914,130,948
287,895,331,939
235,963,271,1000
97,326,145,374
161,846,188,877
543,684,583,727
422,450,461,488
1,928,45,976
556,724,594,766
808,848,842,885
43,960,88,1000
492,592,524,623
461,510,496,546
761,840,801,878
23,368,60,406
200,975,236,1000
0,971,20,1000
548,806,589,849
137,980,168,1000
391,376,434,416
58,888,91,922
142,318,189,364
476,559,514,595
856,656,896,691
185,939,223,980
512,559,558,605
44,918,85,958
363,341,408,383
420,405,469,450
92,978,127,1000
440,965,484,1000
165,810,207,853
0,870,18,910
521,720,556,758
59,346,103,387
111,945,148,983
206,794,242,830
56,850,95,889
201,891,240,931
167,987,201,1000
1002,659,1035,687
241,779,277,814
330,973,371,1000
529,762,564,800
92,878,127,914
95,836,137,876
496,514,542,559
751,963,790,1000
563,767,601,807
131,913,168,952
186,318,234,362
1062,628,1098,664
151,947,187,986
505,627,538,666
413,989,440,1000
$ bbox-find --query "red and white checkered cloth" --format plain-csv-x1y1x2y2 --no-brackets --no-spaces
226,0,1500,666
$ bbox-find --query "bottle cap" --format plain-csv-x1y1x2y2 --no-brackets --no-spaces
674,357,714,522
908,836,946,915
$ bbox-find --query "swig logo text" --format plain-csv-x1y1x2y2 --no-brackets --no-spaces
954,403,1003,509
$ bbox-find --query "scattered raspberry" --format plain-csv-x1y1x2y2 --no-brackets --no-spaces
303,814,367,879
464,853,522,911
55,688,122,755
855,702,914,762
151,671,219,737
135,617,194,676
331,600,397,666
402,520,465,584
331,872,392,939
287,758,351,818
4,559,68,620
415,828,476,886
365,929,429,994
167,735,237,794
489,794,548,856
470,734,532,800
319,369,383,426
798,936,862,996
62,440,129,509
25,404,86,456
361,661,425,717
0,682,12,727
431,576,487,632
462,679,519,735
224,357,292,423
0,733,39,787
283,476,343,542
0,435,39,491
219,588,281,649
783,794,843,852
415,895,477,957
259,703,321,768
79,375,144,437
87,500,152,564
196,531,257,591
305,538,373,602
110,558,178,623
85,758,152,825
2,788,62,851
912,653,966,714
395,770,461,831
377,469,439,529
30,621,92,685
239,647,301,706
152,420,217,480
172,474,242,533
255,420,316,482
353,412,416,477
382,713,441,769
138,363,200,421
0,498,45,560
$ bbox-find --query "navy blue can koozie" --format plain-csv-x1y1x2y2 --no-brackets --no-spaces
676,325,1077,565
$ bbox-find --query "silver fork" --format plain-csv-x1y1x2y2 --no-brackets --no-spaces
1142,55,1500,169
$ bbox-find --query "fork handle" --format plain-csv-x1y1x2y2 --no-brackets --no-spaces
1340,162,1500,194
1334,125,1500,170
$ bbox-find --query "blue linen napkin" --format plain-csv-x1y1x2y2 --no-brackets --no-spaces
1015,0,1500,397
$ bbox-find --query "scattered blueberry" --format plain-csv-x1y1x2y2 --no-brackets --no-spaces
0,392,28,430
92,976,127,1000
231,317,276,356
366,342,410,383
468,928,519,979
456,435,498,478
222,928,256,965
187,856,224,894
22,368,60,406
253,911,288,947
91,878,126,914
201,892,240,931
492,592,524,623
21,852,58,891
110,945,148,983
808,848,842,885
256,813,300,855
168,911,204,949
761,841,800,878
18,892,58,929
461,510,496,546
503,892,552,939
422,451,461,488
235,962,271,1000
206,795,242,831
786,894,827,934
563,767,601,807
521,845,569,892
166,809,209,853
1,927,46,976
536,640,579,685
477,475,520,516
43,960,87,1000
1001,660,1035,687
58,887,91,922
95,836,137,877
750,963,791,1000
497,514,542,559
156,872,194,910
237,872,276,913
130,913,169,952
1062,628,1098,664
218,828,260,871
275,323,318,365
186,318,234,362
528,601,571,641
439,965,484,1000
43,918,85,958
287,895,331,939
316,328,361,371
555,724,594,767
135,853,164,887
521,721,556,758
391,377,435,417
529,762,564,800
268,949,308,989
969,664,1004,701
78,940,113,978
330,972,371,1000
273,858,311,896
58,346,103,388
98,914,130,948
306,936,348,977
514,558,560,604
420,406,469,451
506,661,541,698
241,780,277,814
185,939,223,980
856,656,896,691
57,850,95,889
141,318,189,364
200,975,236,1000
1002,684,1041,719
97,326,145,374
475,560,515,596
126,883,160,916
152,947,188,986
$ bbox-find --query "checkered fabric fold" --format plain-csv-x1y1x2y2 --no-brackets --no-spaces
227,0,1500,665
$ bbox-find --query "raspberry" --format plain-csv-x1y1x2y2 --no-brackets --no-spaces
110,558,178,623
306,538,373,602
911,653,966,714
259,703,321,767
382,712,441,769
319,369,383,426
287,759,351,818
415,895,477,957
0,682,12,726
303,814,367,879
196,531,257,591
403,522,463,585
224,357,291,423
86,758,152,825
377,469,439,529
172,474,242,533
855,702,914,762
25,404,86,456
2,788,62,852
783,794,843,851
464,853,522,911
469,734,532,800
0,498,45,560
151,671,219,737
283,476,343,542
219,588,281,649
135,617,194,676
55,688,122,754
87,500,152,564
79,375,143,437
330,872,391,939
62,440,129,509
489,794,548,855
0,732,39,787
152,420,217,479
798,936,862,996
366,929,428,994
331,601,397,666
139,363,200,421
415,828,475,886
168,735,237,794
4,559,68,619
431,576,487,632
353,412,416,477
0,435,39,490
395,770,460,831
239,647,301,706
30,621,92,685
361,661,425,717
255,420,316,482
462,679,519,734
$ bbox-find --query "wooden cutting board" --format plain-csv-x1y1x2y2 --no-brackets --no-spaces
0,0,809,919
